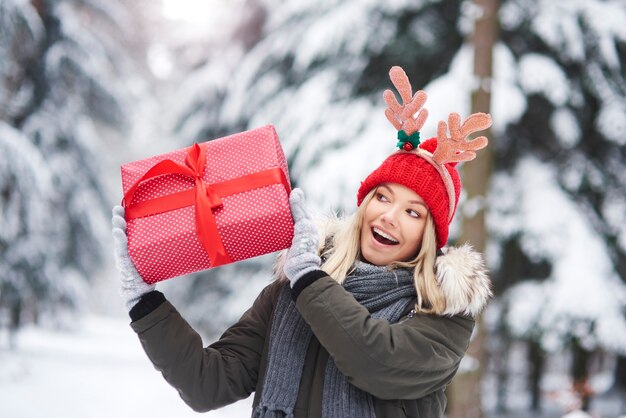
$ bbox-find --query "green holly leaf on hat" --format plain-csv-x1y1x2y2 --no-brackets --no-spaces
396,130,421,151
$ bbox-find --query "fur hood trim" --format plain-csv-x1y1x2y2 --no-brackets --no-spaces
273,249,289,282
436,244,492,317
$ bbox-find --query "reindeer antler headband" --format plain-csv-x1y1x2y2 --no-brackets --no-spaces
384,66,492,222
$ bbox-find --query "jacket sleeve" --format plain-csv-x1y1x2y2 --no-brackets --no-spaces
294,273,475,400
130,280,280,412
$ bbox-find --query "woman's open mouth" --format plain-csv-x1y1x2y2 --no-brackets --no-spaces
372,227,399,246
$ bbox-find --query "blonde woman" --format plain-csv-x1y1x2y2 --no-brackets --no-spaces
112,67,493,418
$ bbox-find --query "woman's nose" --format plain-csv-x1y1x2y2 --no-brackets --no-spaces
380,207,398,227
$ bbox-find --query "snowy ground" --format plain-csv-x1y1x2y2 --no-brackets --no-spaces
0,315,253,418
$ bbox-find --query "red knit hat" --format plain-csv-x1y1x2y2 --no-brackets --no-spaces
357,66,492,249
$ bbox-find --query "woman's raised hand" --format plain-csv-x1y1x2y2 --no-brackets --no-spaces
284,189,321,287
112,205,156,311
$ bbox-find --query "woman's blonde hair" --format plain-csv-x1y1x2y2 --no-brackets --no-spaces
320,188,446,315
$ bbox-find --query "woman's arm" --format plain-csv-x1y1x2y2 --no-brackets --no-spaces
130,280,281,412
294,273,474,400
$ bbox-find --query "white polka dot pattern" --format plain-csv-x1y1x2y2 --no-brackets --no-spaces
120,125,294,284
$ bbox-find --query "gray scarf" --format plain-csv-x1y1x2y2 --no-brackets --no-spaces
253,262,416,418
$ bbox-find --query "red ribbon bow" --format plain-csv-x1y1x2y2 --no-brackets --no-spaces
123,143,290,267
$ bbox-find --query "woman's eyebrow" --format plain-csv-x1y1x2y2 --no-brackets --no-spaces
379,184,428,209
381,184,426,208
379,184,394,195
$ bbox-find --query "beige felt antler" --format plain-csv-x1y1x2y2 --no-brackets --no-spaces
432,112,492,165
383,66,428,135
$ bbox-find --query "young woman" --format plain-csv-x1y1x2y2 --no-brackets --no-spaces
112,67,493,418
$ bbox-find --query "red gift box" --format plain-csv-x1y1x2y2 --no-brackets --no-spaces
121,125,294,284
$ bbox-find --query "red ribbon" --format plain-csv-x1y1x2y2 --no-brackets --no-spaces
122,143,291,267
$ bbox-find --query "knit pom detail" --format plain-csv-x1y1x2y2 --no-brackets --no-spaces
419,137,438,153
419,138,458,167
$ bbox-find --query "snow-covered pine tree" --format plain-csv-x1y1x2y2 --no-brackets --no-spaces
1,0,53,339
487,0,626,410
170,0,466,206
0,0,150,333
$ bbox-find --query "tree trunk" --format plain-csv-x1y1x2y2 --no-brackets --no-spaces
528,341,545,411
9,299,22,350
446,0,499,417
571,341,593,412
616,355,626,412
494,329,510,413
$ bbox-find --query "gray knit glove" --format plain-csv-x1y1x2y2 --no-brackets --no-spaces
284,188,321,287
112,205,156,311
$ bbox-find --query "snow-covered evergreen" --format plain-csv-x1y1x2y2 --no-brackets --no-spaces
172,0,467,211
488,0,626,355
0,0,152,327
491,157,626,352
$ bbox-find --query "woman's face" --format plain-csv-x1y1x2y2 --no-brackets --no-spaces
360,183,429,266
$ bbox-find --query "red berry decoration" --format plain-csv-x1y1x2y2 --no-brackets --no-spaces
402,142,414,151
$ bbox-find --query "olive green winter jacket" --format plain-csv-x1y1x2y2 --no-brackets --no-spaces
130,245,491,417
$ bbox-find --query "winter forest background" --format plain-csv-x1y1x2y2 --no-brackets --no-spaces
1,0,626,417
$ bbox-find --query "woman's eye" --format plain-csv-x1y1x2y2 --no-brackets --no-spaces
407,209,420,218
377,193,389,202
